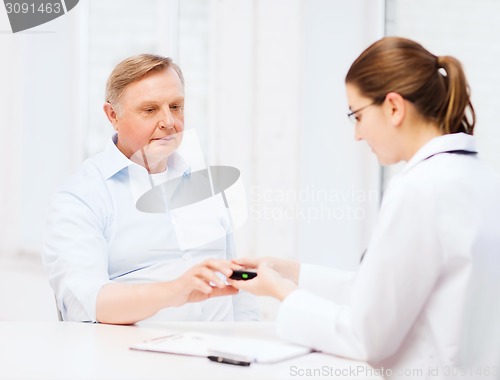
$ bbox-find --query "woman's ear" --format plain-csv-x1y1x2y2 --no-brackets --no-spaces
384,92,406,127
103,102,119,131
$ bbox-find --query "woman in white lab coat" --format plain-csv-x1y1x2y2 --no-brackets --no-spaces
229,37,500,378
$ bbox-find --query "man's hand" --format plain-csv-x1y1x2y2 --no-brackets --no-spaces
172,259,239,305
96,258,239,325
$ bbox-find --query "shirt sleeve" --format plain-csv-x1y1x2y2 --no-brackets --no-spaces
42,181,112,322
276,179,443,363
299,263,355,304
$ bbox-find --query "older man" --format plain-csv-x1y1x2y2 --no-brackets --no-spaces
43,54,258,324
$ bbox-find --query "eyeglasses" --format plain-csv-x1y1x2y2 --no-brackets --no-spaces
347,101,377,125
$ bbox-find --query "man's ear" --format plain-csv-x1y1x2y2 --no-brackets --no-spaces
384,92,406,127
103,102,119,130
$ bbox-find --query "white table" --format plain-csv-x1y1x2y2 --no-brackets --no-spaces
0,321,383,380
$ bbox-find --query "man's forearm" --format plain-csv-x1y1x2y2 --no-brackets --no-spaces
96,281,181,324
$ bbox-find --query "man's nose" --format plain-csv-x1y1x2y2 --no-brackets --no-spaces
158,109,175,130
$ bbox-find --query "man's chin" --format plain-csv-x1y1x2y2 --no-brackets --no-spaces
145,146,177,162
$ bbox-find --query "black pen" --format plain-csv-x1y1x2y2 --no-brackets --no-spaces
207,355,251,366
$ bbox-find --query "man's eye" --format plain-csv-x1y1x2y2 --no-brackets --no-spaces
143,108,156,113
170,104,184,112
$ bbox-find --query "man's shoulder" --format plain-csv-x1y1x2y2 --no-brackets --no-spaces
56,151,110,196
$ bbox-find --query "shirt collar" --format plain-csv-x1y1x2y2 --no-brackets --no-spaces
402,132,477,175
100,133,190,180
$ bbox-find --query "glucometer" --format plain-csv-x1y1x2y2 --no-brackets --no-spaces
229,270,257,280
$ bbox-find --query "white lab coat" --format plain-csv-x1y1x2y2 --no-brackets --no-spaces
276,133,500,379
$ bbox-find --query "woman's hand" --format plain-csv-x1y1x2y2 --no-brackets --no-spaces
227,260,298,301
231,256,301,284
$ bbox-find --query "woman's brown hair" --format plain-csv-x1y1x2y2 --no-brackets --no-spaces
345,37,475,135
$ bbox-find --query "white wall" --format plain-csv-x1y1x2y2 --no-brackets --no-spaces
298,0,383,269
0,4,85,256
196,0,384,318
0,3,86,320
0,9,23,257
206,0,383,273
206,0,305,260
384,0,500,181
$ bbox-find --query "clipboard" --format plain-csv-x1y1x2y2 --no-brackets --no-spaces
130,331,312,364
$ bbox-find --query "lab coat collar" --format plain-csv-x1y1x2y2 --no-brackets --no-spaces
100,133,190,180
402,132,477,175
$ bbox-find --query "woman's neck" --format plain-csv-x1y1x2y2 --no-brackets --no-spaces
402,120,443,161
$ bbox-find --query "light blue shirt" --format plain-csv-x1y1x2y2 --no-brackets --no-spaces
42,134,259,322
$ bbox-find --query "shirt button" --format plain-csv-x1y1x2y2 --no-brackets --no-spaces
182,252,192,261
